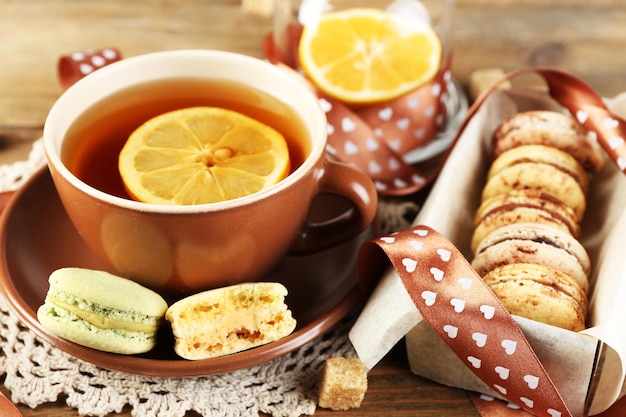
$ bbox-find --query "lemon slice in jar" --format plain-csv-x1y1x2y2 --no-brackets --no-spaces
298,7,442,105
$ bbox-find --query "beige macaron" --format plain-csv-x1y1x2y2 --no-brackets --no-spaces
471,189,580,254
472,222,590,293
166,282,296,360
482,146,587,221
488,144,589,195
492,110,605,173
483,263,588,332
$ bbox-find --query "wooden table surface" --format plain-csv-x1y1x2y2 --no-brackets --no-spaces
1,1,625,416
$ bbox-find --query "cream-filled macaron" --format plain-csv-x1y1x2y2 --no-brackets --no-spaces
492,110,604,173
166,282,297,360
472,222,590,293
482,145,588,221
482,263,588,332
471,189,580,254
37,267,168,354
488,144,590,195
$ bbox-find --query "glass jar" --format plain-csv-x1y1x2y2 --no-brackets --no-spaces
268,0,466,196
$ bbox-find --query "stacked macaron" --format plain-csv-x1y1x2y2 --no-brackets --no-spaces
470,110,604,332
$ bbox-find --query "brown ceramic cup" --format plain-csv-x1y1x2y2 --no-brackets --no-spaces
43,50,378,295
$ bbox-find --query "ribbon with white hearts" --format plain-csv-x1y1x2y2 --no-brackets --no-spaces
358,225,572,417
470,391,626,417
540,70,626,173
462,68,626,176
264,28,451,196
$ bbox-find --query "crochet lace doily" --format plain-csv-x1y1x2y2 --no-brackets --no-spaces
0,139,362,417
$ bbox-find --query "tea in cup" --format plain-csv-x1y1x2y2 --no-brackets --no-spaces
43,49,378,295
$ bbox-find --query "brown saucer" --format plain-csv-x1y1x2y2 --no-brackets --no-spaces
0,167,367,377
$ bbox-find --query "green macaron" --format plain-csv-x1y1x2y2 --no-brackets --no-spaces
37,267,168,354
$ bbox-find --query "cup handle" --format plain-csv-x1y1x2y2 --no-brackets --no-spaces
289,159,378,255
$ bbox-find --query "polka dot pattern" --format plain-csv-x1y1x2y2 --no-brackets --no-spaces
58,48,121,91
360,226,572,417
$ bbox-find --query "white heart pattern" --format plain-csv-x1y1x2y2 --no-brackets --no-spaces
495,366,510,380
365,137,379,151
430,267,444,282
576,109,589,124
411,174,426,185
374,181,387,192
318,98,332,112
609,136,625,149
430,82,441,97
458,277,472,290
91,55,106,67
437,248,451,262
380,236,395,244
102,48,118,60
408,240,424,251
413,229,429,236
368,160,382,175
378,107,393,121
443,324,458,338
480,304,495,320
524,374,539,390
604,117,620,129
388,157,401,171
436,112,445,126
344,140,359,155
547,408,562,417
501,339,517,355
450,298,465,313
618,157,626,171
467,356,481,369
397,117,410,130
421,290,437,306
79,63,94,75
388,138,402,151
520,397,534,408
414,127,426,139
472,332,487,347
506,402,521,410
341,117,357,132
393,178,408,189
493,384,507,395
402,258,417,273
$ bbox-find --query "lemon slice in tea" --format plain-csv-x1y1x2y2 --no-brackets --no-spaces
118,106,291,205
